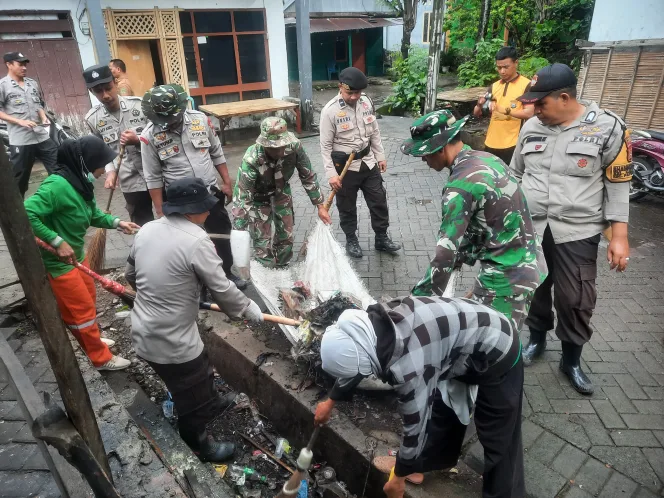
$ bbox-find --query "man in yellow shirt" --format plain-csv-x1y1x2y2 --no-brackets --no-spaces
473,47,533,165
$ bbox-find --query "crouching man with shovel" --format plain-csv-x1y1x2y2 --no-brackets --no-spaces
125,177,264,463
231,117,330,269
314,296,525,498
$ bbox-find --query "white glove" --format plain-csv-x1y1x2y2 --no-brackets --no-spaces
243,300,263,322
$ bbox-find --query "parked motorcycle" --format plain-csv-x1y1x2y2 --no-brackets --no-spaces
0,109,78,157
629,129,664,201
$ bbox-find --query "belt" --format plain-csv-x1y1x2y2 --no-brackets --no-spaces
331,145,371,169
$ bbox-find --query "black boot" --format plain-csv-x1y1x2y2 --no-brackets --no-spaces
375,233,401,254
560,341,594,395
522,328,547,366
194,431,235,463
346,237,363,259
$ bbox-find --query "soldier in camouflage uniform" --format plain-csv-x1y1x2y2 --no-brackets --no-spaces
401,110,547,330
231,117,330,267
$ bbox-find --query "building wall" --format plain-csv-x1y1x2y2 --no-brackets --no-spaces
284,0,394,15
384,1,434,52
588,0,664,42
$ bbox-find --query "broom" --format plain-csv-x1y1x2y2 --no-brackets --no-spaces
88,145,125,273
35,237,136,307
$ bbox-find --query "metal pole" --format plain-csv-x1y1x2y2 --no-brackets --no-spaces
0,146,112,479
295,0,314,131
86,0,112,64
424,0,445,113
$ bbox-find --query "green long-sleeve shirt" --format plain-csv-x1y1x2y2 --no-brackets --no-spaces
24,175,119,278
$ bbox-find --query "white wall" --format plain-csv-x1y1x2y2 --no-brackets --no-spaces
588,0,664,42
384,25,404,52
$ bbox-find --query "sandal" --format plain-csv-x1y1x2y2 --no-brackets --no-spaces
373,456,424,485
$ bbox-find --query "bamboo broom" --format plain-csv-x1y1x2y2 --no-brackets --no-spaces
88,145,125,273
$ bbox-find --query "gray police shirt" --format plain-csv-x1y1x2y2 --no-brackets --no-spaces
0,76,49,146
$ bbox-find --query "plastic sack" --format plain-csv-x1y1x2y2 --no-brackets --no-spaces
230,229,251,280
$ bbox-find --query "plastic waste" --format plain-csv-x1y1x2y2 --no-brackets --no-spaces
162,392,174,418
115,310,131,319
296,479,308,498
274,438,291,458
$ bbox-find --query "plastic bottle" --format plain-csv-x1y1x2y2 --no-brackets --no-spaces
274,438,291,458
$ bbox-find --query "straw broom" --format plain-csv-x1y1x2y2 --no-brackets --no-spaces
88,145,125,273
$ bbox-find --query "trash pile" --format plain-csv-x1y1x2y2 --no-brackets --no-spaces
250,221,375,357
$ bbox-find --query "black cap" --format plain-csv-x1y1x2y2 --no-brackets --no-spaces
83,64,114,89
162,177,219,216
339,67,368,91
518,63,577,103
4,52,29,63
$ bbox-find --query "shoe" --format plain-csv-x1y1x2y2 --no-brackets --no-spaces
228,274,248,291
100,337,115,347
375,233,401,254
195,432,235,463
560,342,594,395
97,355,131,371
346,237,363,259
218,391,237,410
522,328,547,366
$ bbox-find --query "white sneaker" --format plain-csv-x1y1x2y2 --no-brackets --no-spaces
97,355,131,371
100,337,115,347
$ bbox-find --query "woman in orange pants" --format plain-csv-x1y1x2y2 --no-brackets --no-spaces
25,135,140,370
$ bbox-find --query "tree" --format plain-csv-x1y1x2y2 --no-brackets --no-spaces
476,0,492,41
382,0,421,59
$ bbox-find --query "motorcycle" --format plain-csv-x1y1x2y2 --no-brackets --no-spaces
1,108,78,156
630,129,664,201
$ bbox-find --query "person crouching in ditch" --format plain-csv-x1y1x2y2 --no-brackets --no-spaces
124,176,264,463
314,295,524,498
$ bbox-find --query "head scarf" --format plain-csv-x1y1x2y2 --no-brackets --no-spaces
53,136,117,202
320,309,382,381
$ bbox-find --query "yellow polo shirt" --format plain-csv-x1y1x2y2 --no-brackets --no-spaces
484,74,530,150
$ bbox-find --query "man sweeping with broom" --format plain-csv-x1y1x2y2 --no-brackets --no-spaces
25,135,140,370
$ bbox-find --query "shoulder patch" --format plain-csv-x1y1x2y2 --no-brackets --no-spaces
605,129,632,183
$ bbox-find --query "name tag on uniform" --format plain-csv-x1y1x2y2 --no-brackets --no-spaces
335,116,351,125
102,131,118,144
158,145,181,160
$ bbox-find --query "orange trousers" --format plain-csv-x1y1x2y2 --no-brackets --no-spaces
48,258,112,367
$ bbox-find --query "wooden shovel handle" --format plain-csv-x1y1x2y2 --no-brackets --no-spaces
105,145,125,212
324,150,356,210
201,302,302,326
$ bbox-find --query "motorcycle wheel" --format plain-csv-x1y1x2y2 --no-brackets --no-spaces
629,156,651,201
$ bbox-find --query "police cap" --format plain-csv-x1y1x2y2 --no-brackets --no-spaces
518,63,577,104
83,64,114,89
339,67,368,91
3,52,29,63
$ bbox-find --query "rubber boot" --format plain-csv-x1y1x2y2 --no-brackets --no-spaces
194,431,235,463
560,342,594,395
374,233,401,254
522,328,547,366
346,236,363,259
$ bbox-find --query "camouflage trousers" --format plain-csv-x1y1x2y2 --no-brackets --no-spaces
248,188,294,267
471,291,534,333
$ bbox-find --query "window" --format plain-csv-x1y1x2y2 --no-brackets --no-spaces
422,12,431,44
335,37,347,62
179,10,271,104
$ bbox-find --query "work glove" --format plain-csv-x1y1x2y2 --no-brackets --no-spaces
243,300,264,322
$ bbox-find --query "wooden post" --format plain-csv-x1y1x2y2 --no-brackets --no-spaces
424,0,445,113
623,47,642,119
0,146,111,478
295,0,314,131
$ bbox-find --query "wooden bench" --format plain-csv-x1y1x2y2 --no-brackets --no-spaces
436,86,487,104
199,98,301,145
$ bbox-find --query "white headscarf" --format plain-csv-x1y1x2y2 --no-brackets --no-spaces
320,309,382,380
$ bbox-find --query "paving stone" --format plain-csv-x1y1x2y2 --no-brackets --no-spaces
550,399,596,414
603,386,639,413
0,422,24,444
521,419,544,451
641,448,664,487
607,342,648,352
622,414,664,430
632,487,659,498
587,362,627,374
634,353,664,376
0,470,51,496
610,430,660,447
524,385,553,413
573,457,613,496
643,386,664,400
528,431,566,466
537,373,567,399
551,444,588,479
632,399,664,415
614,374,649,400
562,486,594,498
22,446,50,471
11,424,35,443
0,401,18,419
0,443,34,470
523,457,567,498
591,399,626,429
571,414,614,446
589,446,661,490
531,413,591,451
597,471,640,498
653,431,664,447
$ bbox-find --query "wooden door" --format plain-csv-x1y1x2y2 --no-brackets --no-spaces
351,32,366,74
116,40,157,97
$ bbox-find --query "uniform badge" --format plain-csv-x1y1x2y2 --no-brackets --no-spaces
97,120,106,128
92,71,99,79
535,145,543,151
362,102,369,110
136,127,144,134
341,124,350,130
189,125,205,132
155,132,167,141
132,109,140,117
579,125,602,136
578,158,588,168
173,145,179,153
191,119,201,126
337,111,346,117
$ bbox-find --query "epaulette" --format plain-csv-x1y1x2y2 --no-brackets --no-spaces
84,104,102,121
603,108,627,130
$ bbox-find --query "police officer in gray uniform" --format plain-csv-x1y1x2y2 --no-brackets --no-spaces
0,52,57,197
320,67,400,258
510,64,631,394
83,64,154,226
140,84,246,289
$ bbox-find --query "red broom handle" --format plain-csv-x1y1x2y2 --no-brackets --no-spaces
35,237,133,299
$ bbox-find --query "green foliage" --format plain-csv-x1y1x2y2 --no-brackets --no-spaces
444,0,480,48
385,48,428,116
518,56,550,78
457,39,505,87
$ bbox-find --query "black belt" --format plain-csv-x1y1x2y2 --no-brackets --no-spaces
331,145,370,170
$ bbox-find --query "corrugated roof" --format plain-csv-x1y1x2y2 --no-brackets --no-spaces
285,17,401,33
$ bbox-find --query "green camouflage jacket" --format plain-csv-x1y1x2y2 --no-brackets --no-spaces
232,141,324,229
412,146,546,297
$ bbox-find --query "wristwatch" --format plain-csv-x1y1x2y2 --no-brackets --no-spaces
505,106,511,116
